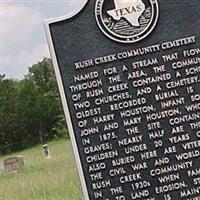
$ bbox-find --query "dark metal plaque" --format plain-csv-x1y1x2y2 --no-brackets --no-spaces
45,0,200,199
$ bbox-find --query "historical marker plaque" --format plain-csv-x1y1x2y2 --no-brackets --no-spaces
44,0,200,199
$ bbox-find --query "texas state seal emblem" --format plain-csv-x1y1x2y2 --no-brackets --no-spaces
95,0,159,43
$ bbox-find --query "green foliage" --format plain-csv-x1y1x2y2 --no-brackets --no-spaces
0,58,68,154
0,74,5,82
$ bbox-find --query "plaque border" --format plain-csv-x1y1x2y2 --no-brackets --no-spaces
43,1,90,200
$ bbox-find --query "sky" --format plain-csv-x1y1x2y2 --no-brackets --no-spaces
1,0,84,80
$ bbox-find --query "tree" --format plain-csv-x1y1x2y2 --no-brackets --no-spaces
26,58,67,141
0,74,5,82
0,79,19,153
0,58,68,155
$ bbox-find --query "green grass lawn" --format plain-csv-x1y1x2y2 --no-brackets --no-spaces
0,139,83,200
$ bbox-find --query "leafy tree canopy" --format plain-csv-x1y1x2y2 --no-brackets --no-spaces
0,58,68,155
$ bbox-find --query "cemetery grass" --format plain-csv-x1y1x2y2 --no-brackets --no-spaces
0,139,83,200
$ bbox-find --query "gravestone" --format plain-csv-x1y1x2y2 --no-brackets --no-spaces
3,155,24,172
43,144,52,159
44,0,200,199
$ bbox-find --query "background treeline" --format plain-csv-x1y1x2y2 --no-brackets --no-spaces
0,58,68,155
